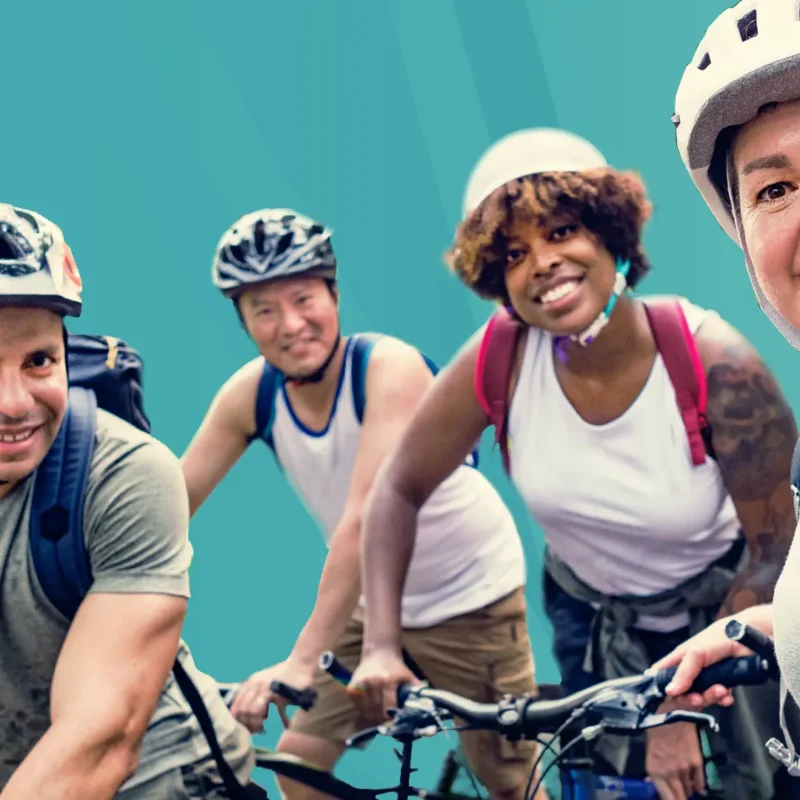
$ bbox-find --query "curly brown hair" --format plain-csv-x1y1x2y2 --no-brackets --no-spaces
445,168,653,304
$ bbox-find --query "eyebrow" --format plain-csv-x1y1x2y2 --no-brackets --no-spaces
741,154,791,176
28,343,61,358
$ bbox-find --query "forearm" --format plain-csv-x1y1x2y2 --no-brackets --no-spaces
718,548,788,619
729,602,774,635
290,521,362,668
1,719,138,800
361,480,419,655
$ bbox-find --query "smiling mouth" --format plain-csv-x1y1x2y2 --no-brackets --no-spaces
534,276,585,305
0,426,41,444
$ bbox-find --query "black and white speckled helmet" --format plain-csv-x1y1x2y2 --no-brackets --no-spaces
0,204,82,317
211,208,336,298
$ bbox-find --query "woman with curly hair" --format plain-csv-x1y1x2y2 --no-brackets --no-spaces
349,129,796,800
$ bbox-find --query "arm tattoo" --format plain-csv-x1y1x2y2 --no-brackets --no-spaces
705,341,797,615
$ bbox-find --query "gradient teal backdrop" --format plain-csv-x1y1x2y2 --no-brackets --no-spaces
4,0,797,793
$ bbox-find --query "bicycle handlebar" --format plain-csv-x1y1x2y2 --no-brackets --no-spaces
217,680,317,712
319,619,777,745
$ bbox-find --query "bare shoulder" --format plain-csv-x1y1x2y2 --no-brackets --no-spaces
210,356,265,435
367,325,488,385
692,311,763,372
693,310,797,499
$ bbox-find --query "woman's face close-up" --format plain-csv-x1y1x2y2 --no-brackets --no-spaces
503,215,618,336
734,98,800,329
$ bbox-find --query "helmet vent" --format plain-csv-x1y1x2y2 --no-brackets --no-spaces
697,52,711,71
0,236,19,261
737,9,758,41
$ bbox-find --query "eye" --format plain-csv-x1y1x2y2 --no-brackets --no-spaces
27,351,55,371
505,247,527,266
550,224,577,241
756,181,797,204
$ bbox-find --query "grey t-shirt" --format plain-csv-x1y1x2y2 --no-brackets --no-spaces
0,409,253,792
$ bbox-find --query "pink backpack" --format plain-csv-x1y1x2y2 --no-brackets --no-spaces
474,298,711,474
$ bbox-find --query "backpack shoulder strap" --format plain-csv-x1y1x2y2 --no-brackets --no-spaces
172,659,266,799
30,386,97,620
643,299,708,466
350,333,385,424
248,359,281,451
474,308,524,473
351,333,479,467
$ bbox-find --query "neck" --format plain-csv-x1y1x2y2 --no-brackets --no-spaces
558,296,651,377
283,336,348,413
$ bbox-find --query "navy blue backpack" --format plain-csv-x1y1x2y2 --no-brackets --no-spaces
29,332,267,799
249,332,479,469
30,333,150,621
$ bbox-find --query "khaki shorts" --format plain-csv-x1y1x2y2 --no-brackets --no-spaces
290,586,539,792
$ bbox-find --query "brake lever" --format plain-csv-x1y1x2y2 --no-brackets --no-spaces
269,680,317,711
636,709,719,734
345,725,382,749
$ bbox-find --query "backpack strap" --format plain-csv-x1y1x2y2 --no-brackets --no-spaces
248,360,281,451
172,660,267,799
351,332,441,421
350,333,385,424
30,388,264,796
352,333,479,468
474,308,524,474
30,386,97,620
643,299,709,466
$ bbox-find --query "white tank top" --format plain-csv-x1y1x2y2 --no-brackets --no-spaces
271,336,526,628
508,297,740,632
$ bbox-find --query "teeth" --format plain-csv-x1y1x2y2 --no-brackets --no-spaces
541,280,579,304
0,430,34,443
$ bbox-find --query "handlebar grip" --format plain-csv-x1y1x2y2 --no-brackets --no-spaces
319,651,353,686
269,680,318,711
725,619,778,673
655,654,768,695
320,651,416,708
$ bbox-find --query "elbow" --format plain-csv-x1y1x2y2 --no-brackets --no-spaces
376,460,424,513
103,713,148,786
87,703,150,789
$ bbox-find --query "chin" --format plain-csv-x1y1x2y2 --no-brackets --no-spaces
0,461,36,486
774,295,800,332
535,306,603,338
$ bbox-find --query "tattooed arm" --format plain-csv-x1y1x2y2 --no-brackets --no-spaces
695,314,798,617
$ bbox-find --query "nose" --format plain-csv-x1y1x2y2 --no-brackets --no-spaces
0,371,35,422
531,247,563,278
279,305,306,338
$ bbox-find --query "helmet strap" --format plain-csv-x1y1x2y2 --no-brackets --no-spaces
284,330,342,386
553,259,631,362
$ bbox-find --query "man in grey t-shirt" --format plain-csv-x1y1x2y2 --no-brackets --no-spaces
0,204,254,799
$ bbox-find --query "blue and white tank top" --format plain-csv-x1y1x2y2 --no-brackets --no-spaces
271,336,526,628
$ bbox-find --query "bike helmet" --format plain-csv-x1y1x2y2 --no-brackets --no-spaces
673,0,800,348
462,128,631,356
463,128,608,217
0,204,82,317
211,208,336,298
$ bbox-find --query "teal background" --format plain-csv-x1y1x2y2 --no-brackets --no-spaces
4,0,798,793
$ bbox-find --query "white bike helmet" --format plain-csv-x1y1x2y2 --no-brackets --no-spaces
462,128,630,353
462,128,608,216
212,208,336,298
673,0,800,347
0,204,82,317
